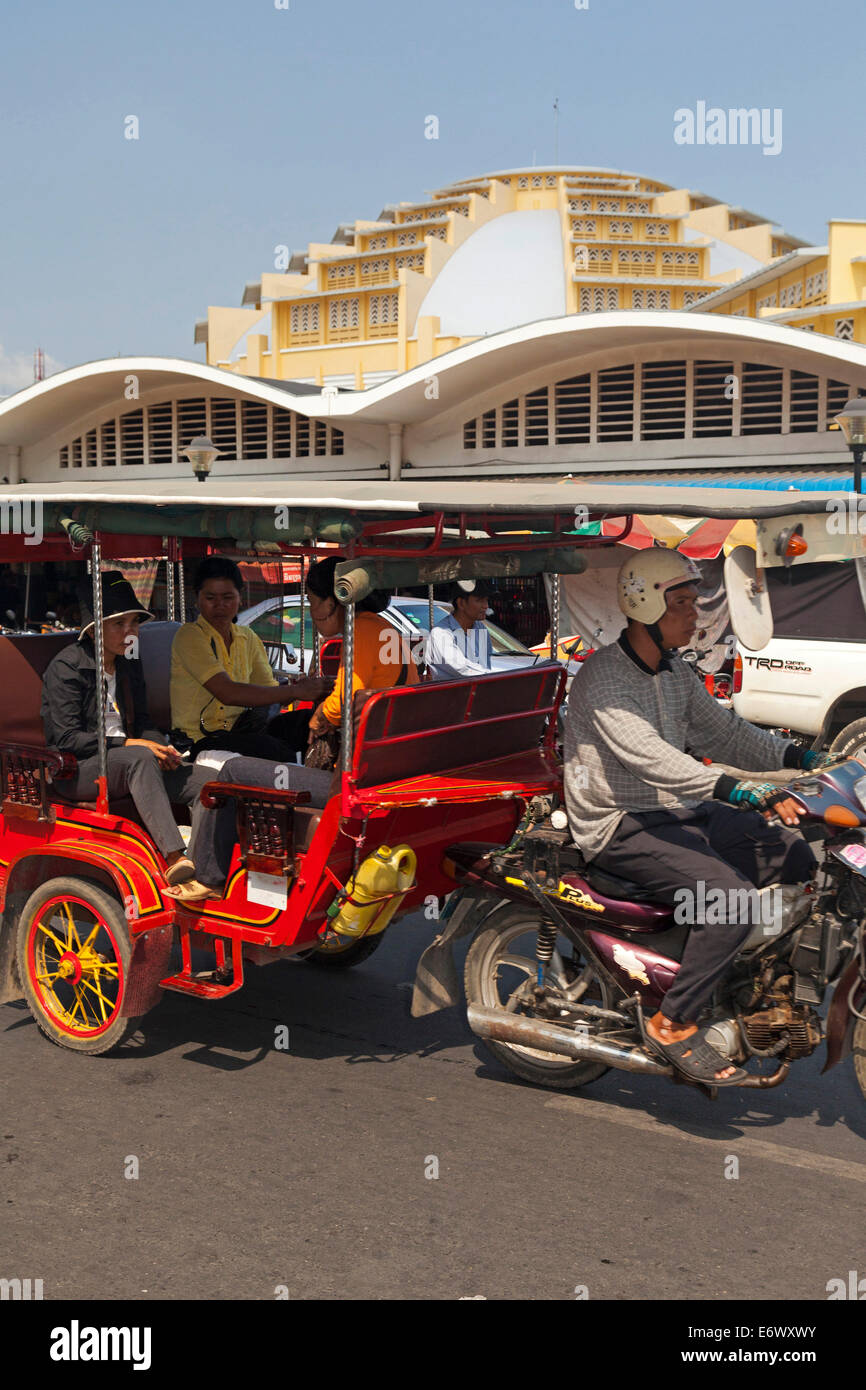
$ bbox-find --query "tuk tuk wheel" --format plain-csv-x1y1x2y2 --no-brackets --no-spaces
302,931,385,969
16,877,140,1055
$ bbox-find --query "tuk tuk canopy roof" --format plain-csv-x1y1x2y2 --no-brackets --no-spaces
2,478,847,549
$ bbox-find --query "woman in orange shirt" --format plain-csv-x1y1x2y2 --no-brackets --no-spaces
305,556,418,750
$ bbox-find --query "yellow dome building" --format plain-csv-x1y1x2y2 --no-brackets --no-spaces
194,164,857,389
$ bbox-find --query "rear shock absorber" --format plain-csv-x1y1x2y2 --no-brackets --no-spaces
535,916,557,990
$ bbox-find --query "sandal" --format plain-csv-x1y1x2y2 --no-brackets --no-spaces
164,878,217,904
645,1023,749,1087
165,856,196,887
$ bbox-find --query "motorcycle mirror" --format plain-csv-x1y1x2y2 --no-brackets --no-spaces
723,545,774,653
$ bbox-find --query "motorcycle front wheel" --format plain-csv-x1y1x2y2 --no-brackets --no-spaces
464,903,614,1091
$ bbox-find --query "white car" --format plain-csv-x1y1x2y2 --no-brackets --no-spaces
732,558,866,756
238,593,541,676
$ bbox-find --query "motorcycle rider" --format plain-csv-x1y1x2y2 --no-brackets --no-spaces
563,548,821,1086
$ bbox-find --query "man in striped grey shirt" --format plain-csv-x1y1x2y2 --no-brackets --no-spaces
563,549,818,1086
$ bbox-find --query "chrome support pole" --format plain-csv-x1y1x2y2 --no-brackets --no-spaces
177,557,186,623
312,624,320,677
427,584,435,631
298,557,306,672
91,538,109,797
550,573,561,662
165,550,176,622
340,601,355,775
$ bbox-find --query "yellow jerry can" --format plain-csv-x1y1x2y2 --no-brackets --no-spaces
327,844,418,939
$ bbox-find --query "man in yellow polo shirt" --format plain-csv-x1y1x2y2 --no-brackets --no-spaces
171,556,330,759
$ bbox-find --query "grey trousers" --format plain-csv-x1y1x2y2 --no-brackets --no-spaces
58,746,206,859
58,749,332,890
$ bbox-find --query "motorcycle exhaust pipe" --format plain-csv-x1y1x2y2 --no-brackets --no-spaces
467,1003,672,1076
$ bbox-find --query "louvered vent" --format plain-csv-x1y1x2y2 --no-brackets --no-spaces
85,429,98,467
121,409,144,465
177,398,206,450
241,401,268,459
211,398,238,461
501,399,519,448
693,362,734,437
789,371,820,433
597,366,633,441
525,388,549,446
296,416,310,457
273,409,292,458
101,420,117,465
555,374,591,444
741,364,783,435
640,361,686,440
827,379,854,424
148,403,173,465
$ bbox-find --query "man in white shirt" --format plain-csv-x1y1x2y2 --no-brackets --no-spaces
427,580,495,680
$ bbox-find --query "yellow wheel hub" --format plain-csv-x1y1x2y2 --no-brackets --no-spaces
31,900,122,1035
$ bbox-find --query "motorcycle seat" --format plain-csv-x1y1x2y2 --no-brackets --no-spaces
582,864,665,905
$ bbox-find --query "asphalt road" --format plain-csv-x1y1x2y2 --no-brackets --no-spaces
2,910,865,1302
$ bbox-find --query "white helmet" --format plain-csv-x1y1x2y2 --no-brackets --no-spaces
617,549,702,624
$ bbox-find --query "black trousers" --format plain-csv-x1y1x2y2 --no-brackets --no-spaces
191,709,312,763
593,803,817,1024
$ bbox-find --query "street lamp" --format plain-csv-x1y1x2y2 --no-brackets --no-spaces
182,435,220,483
833,398,866,494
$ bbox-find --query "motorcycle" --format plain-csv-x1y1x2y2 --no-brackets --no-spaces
413,757,866,1100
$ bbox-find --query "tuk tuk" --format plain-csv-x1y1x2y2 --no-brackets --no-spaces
0,482,602,1053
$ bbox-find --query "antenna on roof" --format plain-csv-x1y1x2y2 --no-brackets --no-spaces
33,348,44,382
553,97,560,164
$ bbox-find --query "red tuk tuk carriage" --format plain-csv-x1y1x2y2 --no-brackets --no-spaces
0,483,603,1053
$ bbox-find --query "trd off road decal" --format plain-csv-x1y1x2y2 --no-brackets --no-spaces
743,656,812,673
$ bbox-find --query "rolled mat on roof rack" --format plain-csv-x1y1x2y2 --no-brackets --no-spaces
334,549,588,604
44,504,361,546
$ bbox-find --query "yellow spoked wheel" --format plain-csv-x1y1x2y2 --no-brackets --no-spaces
16,877,138,1055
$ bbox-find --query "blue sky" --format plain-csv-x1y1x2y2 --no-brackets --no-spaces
0,0,861,394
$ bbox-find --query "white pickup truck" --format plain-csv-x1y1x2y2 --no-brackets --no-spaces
733,558,866,756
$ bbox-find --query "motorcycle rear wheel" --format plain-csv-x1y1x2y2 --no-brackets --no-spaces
464,903,614,1091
